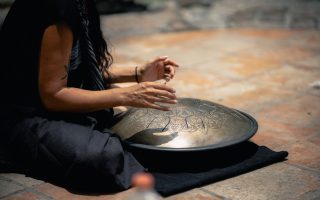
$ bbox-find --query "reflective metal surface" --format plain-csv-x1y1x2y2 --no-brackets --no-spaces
112,98,258,151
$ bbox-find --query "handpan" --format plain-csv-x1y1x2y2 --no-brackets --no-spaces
112,98,258,152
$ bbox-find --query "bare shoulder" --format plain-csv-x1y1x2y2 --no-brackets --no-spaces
42,23,73,52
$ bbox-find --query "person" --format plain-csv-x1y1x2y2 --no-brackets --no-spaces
0,0,179,192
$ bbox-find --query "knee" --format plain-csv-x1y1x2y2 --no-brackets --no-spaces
74,132,125,175
96,136,125,175
65,135,127,191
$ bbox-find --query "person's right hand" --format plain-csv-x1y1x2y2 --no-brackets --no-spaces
119,82,177,111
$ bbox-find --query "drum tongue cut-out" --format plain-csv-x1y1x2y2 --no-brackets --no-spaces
112,98,258,152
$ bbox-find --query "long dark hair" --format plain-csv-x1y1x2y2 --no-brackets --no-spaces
87,0,113,70
76,0,113,90
86,0,113,70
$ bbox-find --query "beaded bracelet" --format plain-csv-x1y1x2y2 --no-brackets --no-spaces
135,66,139,83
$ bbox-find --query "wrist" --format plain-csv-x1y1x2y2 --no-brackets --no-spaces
135,66,139,83
115,87,131,107
135,66,143,83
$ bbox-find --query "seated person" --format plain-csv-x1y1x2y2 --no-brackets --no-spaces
0,0,178,191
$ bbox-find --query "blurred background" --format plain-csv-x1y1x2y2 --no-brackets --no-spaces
1,0,320,38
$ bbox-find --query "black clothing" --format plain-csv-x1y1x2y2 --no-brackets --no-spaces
1,110,144,191
150,143,288,196
0,0,79,107
0,0,144,191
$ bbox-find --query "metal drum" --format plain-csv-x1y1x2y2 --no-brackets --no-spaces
112,98,258,152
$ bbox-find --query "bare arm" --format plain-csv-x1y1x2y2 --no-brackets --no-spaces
104,67,137,83
38,23,177,113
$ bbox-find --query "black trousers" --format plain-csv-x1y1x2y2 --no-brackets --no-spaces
0,108,144,192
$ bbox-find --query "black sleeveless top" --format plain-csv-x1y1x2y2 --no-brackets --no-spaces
0,0,113,117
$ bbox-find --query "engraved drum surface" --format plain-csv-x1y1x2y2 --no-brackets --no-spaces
111,98,258,151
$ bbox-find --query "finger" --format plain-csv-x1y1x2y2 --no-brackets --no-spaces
144,101,171,111
147,82,176,93
148,89,177,100
143,86,176,99
145,82,175,91
164,74,173,81
163,66,175,81
164,59,179,67
164,65,175,76
153,56,168,63
146,96,178,104
164,75,171,82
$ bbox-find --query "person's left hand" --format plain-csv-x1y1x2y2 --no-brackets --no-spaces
138,56,179,83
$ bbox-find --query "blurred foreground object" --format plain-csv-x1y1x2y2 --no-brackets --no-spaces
128,172,161,200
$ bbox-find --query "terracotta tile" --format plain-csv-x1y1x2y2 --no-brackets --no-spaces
0,179,24,198
221,53,282,77
203,163,320,200
213,83,296,112
250,64,320,93
0,174,43,188
284,140,320,170
252,118,317,145
231,29,295,39
122,31,219,49
2,191,44,200
35,183,133,200
307,133,320,146
251,129,296,151
255,95,320,129
294,54,320,69
164,189,223,200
